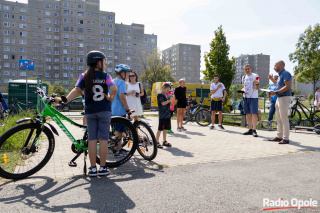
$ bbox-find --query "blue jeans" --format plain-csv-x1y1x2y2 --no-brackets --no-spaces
268,101,276,121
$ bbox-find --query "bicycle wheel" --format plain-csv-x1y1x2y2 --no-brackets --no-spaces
134,120,157,161
195,109,211,126
183,113,189,125
96,117,138,168
311,110,320,126
8,106,19,116
0,123,55,180
257,120,270,130
289,108,301,126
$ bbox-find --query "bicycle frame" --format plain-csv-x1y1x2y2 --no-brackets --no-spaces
40,100,88,151
292,98,314,120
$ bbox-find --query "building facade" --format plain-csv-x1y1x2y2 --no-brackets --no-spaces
162,43,201,84
233,54,270,87
0,0,157,88
292,76,320,95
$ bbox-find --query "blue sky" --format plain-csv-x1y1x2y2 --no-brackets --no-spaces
13,0,320,76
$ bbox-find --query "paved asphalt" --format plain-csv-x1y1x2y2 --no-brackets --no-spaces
0,151,319,212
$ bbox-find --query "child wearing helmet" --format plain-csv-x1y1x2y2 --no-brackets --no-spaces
111,64,133,156
55,50,117,177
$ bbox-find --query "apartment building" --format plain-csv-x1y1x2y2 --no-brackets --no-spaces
233,54,270,87
162,43,201,84
0,0,157,87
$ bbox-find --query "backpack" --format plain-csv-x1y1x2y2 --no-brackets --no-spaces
139,83,147,105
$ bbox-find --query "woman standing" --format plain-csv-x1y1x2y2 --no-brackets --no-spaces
126,71,144,121
315,87,320,110
174,79,187,132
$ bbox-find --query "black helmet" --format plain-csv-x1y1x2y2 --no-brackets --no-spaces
86,50,106,66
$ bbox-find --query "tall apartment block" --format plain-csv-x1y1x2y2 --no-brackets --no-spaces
162,43,201,84
0,0,157,88
233,54,270,87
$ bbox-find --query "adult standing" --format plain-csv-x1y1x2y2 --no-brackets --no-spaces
210,75,227,130
268,60,292,144
267,74,279,121
314,87,320,111
126,71,144,121
242,64,259,137
174,79,187,132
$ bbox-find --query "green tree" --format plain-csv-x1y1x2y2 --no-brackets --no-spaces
140,48,175,95
203,25,236,107
308,93,314,104
53,85,67,97
289,23,320,97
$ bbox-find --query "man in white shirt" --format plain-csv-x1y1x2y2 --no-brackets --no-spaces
242,64,259,137
210,74,227,130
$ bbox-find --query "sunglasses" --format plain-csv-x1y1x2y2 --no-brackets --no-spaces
129,75,136,77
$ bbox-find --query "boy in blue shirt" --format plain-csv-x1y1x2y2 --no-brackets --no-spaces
112,64,133,156
156,82,173,148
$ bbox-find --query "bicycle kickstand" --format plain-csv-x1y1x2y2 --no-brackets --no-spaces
68,150,83,167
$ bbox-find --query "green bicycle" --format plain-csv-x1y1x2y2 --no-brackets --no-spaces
0,87,138,180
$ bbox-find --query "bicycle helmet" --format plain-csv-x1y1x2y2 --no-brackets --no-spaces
115,64,132,74
86,50,106,66
168,82,173,86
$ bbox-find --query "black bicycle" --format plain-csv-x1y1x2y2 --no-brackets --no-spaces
183,98,211,126
8,98,36,116
289,96,320,127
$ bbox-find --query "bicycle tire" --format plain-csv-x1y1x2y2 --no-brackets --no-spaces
289,108,301,126
8,106,19,116
195,109,211,126
134,120,157,161
96,117,138,168
183,113,189,125
311,110,320,126
0,123,55,180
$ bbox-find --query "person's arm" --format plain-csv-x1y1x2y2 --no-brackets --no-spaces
222,90,227,102
268,74,277,85
210,84,222,94
55,87,81,103
270,80,291,96
161,98,172,106
253,79,259,90
120,93,130,111
106,85,117,102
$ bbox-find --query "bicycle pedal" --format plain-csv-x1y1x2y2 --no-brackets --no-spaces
68,161,77,167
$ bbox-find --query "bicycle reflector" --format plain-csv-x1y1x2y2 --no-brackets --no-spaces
3,154,7,163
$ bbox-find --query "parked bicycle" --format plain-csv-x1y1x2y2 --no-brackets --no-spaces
183,98,211,126
8,98,36,116
289,96,320,127
0,87,139,180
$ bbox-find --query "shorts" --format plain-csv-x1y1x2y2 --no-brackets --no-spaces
85,111,111,141
210,100,223,111
114,115,126,132
177,100,187,108
158,118,171,131
244,98,258,114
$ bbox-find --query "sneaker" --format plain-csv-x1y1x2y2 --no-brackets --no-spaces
181,126,187,131
210,125,214,130
177,127,182,132
99,166,110,176
218,124,224,130
113,151,123,157
88,166,98,177
252,130,258,137
119,148,129,154
243,129,253,135
167,129,174,133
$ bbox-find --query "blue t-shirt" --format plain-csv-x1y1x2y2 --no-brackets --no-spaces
157,93,171,119
268,83,277,102
111,79,127,116
276,69,292,96
75,70,114,114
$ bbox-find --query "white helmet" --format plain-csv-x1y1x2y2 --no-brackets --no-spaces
168,82,173,86
115,64,132,74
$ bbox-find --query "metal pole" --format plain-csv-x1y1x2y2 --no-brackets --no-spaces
26,70,28,108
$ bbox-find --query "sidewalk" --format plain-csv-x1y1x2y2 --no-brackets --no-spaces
4,115,320,185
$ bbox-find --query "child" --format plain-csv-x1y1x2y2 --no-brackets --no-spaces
314,87,320,110
166,82,175,133
55,50,117,177
156,83,173,148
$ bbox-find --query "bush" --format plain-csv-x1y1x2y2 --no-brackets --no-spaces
308,93,314,103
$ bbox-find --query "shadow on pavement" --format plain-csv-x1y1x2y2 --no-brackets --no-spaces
0,168,160,212
184,130,205,136
168,133,191,139
162,147,194,157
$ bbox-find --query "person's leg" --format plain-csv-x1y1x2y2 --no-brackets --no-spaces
268,101,276,121
246,114,252,129
98,140,108,167
177,108,181,128
280,96,291,140
156,130,161,142
88,140,97,167
218,111,222,125
83,116,86,125
180,108,185,127
211,110,216,125
252,114,258,130
115,131,123,152
275,100,283,139
133,115,138,122
162,129,167,142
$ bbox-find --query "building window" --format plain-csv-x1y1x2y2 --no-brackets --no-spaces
77,12,84,17
108,16,113,21
20,72,27,77
45,11,51,16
